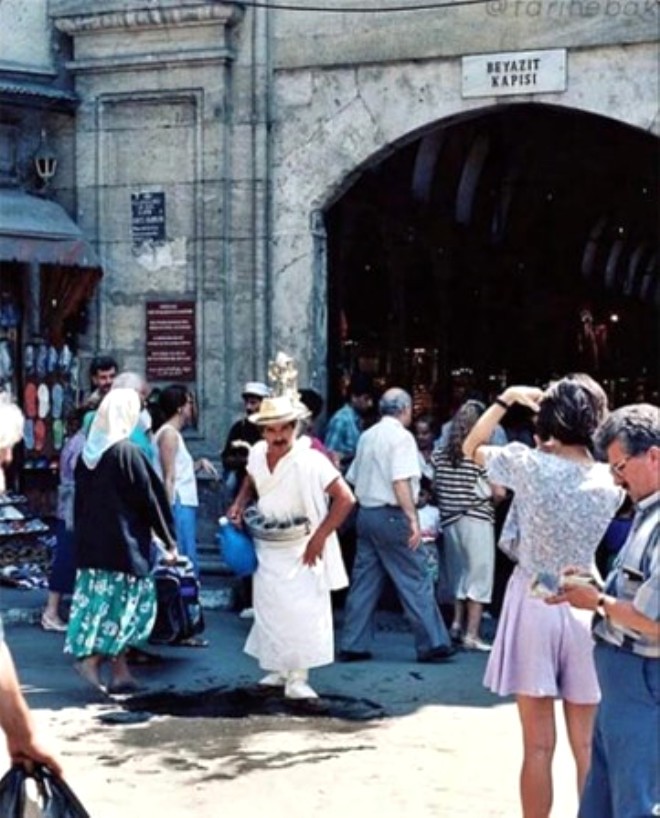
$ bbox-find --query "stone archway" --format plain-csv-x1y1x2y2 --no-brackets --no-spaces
268,42,658,396
322,102,658,415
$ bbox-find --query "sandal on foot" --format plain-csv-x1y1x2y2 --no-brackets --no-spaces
41,612,67,632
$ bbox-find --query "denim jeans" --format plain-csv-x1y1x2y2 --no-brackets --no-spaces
579,642,660,818
173,500,199,576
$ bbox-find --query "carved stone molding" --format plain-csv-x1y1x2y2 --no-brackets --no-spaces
64,48,235,73
54,4,243,35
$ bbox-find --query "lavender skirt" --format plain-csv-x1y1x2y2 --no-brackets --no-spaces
484,566,600,703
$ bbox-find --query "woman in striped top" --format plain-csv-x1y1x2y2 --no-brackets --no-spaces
431,400,504,650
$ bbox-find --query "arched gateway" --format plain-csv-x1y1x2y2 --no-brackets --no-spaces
324,103,658,414
269,51,658,414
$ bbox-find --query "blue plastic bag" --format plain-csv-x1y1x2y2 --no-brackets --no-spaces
217,517,258,577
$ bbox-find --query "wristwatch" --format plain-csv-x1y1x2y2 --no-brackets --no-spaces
595,593,608,618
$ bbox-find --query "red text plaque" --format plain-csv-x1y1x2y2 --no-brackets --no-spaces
146,301,196,382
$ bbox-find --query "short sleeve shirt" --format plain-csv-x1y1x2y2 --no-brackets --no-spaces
482,442,623,578
347,416,421,507
323,404,362,459
594,491,659,658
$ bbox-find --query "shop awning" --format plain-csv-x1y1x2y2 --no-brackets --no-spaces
0,188,101,269
0,189,103,344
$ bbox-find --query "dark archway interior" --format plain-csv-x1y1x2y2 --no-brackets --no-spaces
326,104,659,417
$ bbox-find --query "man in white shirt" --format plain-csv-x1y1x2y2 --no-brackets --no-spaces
339,388,454,663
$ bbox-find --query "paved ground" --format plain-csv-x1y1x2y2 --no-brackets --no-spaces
1,585,580,818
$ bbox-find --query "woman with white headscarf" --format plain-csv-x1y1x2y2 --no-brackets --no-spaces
64,389,177,693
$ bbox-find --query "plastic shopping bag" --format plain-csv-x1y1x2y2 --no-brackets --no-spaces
0,763,91,818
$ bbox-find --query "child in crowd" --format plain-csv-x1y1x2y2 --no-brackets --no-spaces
417,477,441,583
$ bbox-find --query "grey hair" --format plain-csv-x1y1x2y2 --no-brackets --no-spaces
594,403,660,458
379,388,412,418
112,371,145,392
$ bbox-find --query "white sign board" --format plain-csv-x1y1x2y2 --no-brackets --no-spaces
462,49,567,99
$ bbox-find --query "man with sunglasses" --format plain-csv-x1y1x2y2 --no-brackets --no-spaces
551,402,659,818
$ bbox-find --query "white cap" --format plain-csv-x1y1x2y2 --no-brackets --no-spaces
242,382,270,399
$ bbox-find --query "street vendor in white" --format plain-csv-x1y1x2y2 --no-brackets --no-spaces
227,388,355,700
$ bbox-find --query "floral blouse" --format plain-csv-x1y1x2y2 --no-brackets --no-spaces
483,443,623,578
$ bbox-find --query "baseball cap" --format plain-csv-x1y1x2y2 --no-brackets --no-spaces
242,381,270,399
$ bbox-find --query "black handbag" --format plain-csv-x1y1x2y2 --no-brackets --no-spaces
0,763,91,818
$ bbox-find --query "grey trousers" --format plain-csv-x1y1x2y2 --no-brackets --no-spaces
341,506,451,656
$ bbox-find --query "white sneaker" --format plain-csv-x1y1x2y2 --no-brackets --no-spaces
258,671,287,687
285,679,319,700
238,608,255,620
463,635,492,652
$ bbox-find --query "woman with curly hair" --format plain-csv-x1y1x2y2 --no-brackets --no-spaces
432,400,503,651
463,374,623,818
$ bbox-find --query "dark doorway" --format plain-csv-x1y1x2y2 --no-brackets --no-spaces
326,104,659,420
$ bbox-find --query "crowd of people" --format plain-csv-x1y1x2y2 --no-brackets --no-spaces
0,354,657,818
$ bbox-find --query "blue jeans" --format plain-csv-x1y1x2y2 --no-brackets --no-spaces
579,642,660,818
173,501,199,576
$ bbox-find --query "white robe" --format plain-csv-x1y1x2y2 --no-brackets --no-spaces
243,437,348,671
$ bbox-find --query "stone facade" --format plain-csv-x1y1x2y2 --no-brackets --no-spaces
4,0,659,448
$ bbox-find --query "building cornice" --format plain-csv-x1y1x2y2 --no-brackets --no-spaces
64,47,235,74
53,4,243,35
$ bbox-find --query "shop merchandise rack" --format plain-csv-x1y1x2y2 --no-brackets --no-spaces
0,491,52,576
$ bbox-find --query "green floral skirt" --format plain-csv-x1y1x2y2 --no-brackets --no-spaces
64,568,157,659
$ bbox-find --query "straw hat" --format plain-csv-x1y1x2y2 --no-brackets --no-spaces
248,395,308,426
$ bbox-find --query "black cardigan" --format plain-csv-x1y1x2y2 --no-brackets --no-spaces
74,439,176,577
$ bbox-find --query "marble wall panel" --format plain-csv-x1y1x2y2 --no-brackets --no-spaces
1,0,51,70
272,4,657,69
96,239,192,294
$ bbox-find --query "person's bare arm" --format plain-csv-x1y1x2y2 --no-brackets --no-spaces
0,641,62,776
195,457,219,479
226,475,257,525
549,582,660,638
393,478,421,550
157,428,179,504
463,386,544,466
303,477,355,566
